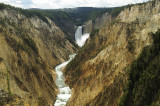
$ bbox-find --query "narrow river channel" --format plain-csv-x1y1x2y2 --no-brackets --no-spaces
54,26,89,106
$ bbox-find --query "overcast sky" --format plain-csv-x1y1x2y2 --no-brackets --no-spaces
0,0,149,9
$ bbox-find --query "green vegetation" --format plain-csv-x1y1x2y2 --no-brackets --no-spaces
65,40,94,86
65,29,106,86
63,7,113,25
0,17,38,55
0,3,77,43
119,29,160,106
0,57,3,62
67,0,152,25
43,10,73,22
136,0,156,6
111,20,120,26
90,29,99,39
38,97,47,106
88,10,109,21
127,41,135,53
0,18,6,27
24,10,49,24
5,34,38,55
0,3,9,10
0,0,154,27
0,3,49,24
111,6,125,17
0,101,2,106
5,35,25,52
5,35,20,52
6,69,12,96
111,4,134,17
0,3,74,26
110,0,157,18
22,35,38,55
17,41,29,53
65,36,79,48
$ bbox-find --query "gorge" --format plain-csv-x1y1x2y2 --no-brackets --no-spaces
0,0,160,106
54,54,75,106
54,26,89,106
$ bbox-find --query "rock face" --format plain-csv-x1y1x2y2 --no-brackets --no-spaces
54,18,77,39
0,8,77,105
83,13,111,34
65,1,160,106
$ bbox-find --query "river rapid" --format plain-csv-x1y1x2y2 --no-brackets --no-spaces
54,26,89,106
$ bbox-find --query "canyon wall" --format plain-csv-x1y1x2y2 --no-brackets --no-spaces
54,18,77,39
65,1,160,106
0,8,77,105
83,13,111,34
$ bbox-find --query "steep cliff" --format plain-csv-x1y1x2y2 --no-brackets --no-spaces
119,29,160,106
82,13,111,34
65,1,160,106
40,10,77,39
62,7,113,26
0,5,77,105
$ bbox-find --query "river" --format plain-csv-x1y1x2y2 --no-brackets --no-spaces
54,26,89,106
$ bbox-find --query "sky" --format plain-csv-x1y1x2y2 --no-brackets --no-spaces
0,0,150,9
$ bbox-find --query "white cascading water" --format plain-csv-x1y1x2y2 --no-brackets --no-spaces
54,54,76,106
75,26,90,47
54,26,89,106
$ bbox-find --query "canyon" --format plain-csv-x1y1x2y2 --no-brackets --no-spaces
65,0,160,106
54,26,89,106
0,0,160,106
0,6,77,105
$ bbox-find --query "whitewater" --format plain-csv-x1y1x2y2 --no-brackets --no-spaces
75,26,90,47
54,26,89,106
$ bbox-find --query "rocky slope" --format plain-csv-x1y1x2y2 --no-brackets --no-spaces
65,0,160,106
119,29,160,106
82,13,111,34
0,7,77,105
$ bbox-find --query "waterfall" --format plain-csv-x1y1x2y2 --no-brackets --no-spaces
75,26,90,47
54,26,89,106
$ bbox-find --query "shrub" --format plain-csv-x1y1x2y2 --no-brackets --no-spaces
0,57,3,62
111,6,125,17
0,3,7,10
90,29,99,39
66,36,79,48
127,41,135,53
0,3,49,24
6,69,12,96
119,29,160,106
22,35,38,55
